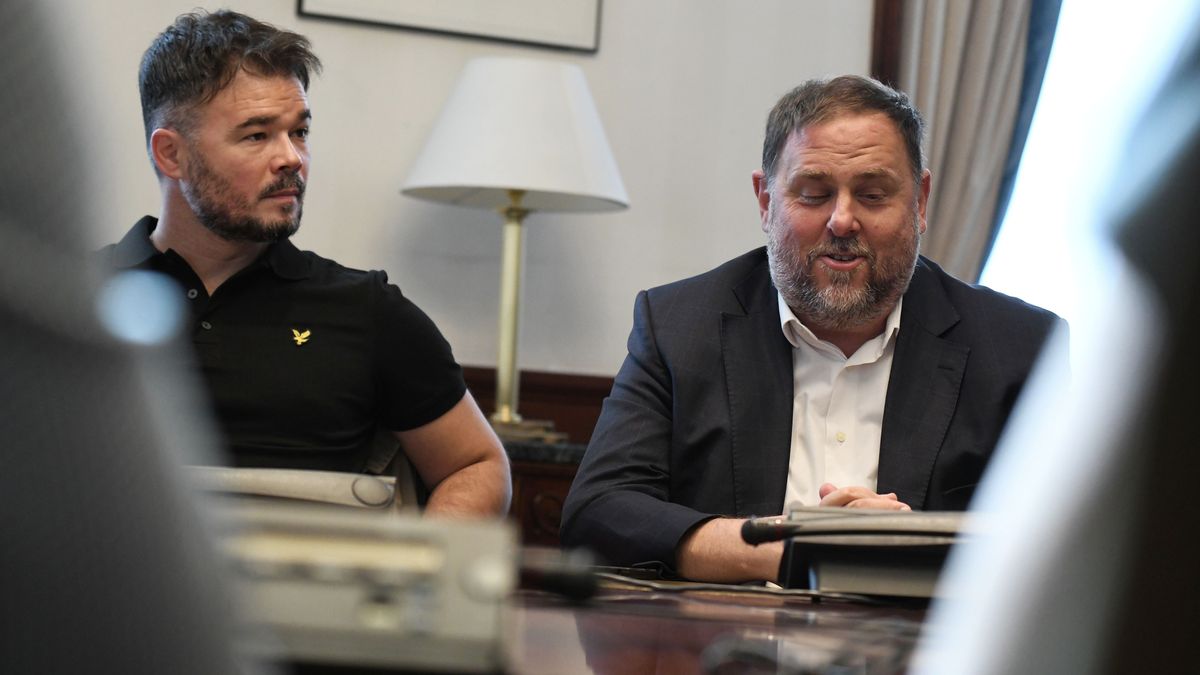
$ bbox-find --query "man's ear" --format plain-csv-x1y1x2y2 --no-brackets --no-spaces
752,169,771,232
917,169,931,234
150,128,187,180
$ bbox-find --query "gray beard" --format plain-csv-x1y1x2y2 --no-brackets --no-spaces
766,213,919,331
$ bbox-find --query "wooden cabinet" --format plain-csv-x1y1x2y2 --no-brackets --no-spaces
503,441,587,547
508,459,578,547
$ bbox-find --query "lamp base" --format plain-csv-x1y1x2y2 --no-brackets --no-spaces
490,418,568,444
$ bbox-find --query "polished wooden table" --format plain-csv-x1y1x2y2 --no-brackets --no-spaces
505,575,927,674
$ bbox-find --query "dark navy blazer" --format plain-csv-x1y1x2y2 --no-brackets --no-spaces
561,247,1061,569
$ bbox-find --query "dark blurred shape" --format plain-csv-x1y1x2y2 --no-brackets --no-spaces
915,11,1200,674
1102,17,1200,673
0,2,252,672
519,546,598,601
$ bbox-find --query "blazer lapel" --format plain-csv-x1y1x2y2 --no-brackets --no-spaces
722,259,794,516
878,259,969,508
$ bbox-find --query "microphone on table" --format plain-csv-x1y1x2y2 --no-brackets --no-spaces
519,546,598,602
743,511,967,545
740,516,795,545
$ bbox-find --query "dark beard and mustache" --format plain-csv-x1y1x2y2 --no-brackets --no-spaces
766,208,920,332
181,149,304,244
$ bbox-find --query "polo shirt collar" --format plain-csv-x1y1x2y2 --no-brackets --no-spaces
112,215,313,280
110,215,160,269
261,238,312,280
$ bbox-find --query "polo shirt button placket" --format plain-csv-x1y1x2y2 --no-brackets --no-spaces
187,288,199,299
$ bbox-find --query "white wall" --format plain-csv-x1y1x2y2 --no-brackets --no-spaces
53,0,871,375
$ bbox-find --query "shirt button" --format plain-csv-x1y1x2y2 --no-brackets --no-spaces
200,321,213,330
186,288,199,299
835,431,847,443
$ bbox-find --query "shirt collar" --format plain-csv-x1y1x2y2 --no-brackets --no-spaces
110,216,161,269
111,215,312,280
261,237,312,280
777,291,903,360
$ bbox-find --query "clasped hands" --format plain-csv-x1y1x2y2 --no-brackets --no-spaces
817,482,911,511
675,482,912,583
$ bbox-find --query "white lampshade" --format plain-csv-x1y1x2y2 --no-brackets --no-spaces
402,56,628,212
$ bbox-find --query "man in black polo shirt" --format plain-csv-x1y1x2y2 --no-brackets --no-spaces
101,10,510,516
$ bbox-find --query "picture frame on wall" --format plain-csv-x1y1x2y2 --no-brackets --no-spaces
297,0,602,53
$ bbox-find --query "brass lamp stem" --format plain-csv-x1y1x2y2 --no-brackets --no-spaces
492,189,529,425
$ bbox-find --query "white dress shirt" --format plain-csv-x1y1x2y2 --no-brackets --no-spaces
778,292,903,509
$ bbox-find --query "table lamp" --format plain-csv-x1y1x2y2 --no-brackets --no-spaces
402,56,628,441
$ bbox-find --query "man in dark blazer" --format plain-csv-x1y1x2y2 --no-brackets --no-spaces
561,76,1060,583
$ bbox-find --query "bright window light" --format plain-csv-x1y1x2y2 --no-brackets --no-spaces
979,0,1197,335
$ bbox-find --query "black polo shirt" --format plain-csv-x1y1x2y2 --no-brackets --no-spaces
101,216,466,471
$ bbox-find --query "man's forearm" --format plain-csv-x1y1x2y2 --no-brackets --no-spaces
395,392,512,518
676,517,784,583
423,453,512,517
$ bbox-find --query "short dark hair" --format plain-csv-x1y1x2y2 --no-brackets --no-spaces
139,10,321,163
761,75,925,188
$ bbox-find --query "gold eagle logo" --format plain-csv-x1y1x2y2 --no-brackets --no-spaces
292,329,311,346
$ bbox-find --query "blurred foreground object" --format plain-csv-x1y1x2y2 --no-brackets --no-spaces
188,466,406,509
0,2,250,672
210,499,517,672
915,13,1200,675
